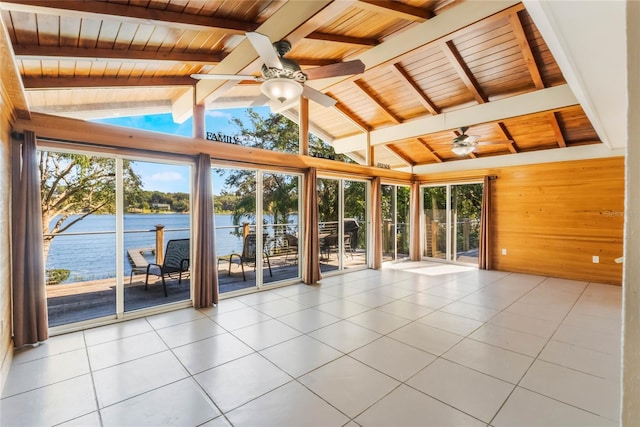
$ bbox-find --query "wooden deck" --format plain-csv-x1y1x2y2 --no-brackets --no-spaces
47,251,367,327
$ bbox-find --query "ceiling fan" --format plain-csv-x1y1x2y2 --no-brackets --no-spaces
431,126,513,156
191,32,365,111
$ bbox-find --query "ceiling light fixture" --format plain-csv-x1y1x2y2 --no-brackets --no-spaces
260,78,303,104
451,145,475,156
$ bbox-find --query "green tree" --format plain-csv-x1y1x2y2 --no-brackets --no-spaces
220,109,349,229
40,151,142,262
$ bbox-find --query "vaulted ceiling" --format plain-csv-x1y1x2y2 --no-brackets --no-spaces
0,0,627,172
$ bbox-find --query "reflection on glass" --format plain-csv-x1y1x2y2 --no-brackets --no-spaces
262,172,300,284
212,168,258,294
41,151,117,327
452,183,482,264
382,184,410,262
422,183,483,265
422,186,447,260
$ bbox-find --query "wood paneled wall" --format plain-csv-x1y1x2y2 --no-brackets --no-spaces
0,15,23,391
492,158,624,285
419,157,624,285
0,87,14,392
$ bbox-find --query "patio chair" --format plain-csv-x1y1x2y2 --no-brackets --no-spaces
218,233,272,281
284,233,298,263
145,238,190,297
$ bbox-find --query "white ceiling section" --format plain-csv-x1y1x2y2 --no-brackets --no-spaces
523,0,628,150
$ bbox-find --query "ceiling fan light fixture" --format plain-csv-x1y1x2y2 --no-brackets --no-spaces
451,145,475,156
260,78,303,104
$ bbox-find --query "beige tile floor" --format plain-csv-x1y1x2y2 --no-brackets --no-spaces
1,262,622,426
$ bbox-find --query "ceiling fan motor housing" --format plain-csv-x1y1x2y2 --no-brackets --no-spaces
261,60,307,82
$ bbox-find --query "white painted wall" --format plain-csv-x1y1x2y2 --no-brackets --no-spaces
622,2,639,424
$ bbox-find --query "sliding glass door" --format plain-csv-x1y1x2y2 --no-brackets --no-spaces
41,148,193,329
213,167,302,294
262,171,301,284
123,160,191,312
382,184,410,262
422,183,483,264
317,177,368,273
451,184,483,264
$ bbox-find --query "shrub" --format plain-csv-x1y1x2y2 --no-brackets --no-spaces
46,269,70,285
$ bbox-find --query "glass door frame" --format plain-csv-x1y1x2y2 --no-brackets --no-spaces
258,168,304,289
41,142,195,334
212,165,304,295
420,181,483,265
317,175,370,273
381,183,411,262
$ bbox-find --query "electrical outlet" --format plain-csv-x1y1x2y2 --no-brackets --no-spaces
592,255,599,263
501,248,507,255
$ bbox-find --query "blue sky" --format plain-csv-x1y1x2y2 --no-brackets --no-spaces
94,107,270,193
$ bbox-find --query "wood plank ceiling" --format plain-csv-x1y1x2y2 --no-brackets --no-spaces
0,0,601,169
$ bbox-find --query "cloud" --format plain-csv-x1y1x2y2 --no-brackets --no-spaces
206,110,233,119
148,171,184,183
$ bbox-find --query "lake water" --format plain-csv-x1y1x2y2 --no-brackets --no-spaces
46,213,253,283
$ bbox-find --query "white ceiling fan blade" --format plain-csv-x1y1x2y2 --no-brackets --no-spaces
251,94,270,106
302,85,336,108
190,73,257,81
246,32,282,69
269,97,299,114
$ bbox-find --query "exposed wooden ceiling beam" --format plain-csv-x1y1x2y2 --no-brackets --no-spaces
549,112,567,147
417,138,444,163
385,144,415,166
332,84,577,152
0,0,257,34
496,122,519,153
440,40,487,104
356,0,434,22
509,11,545,89
17,112,413,180
13,45,223,64
353,80,402,124
22,76,195,89
31,100,171,119
334,103,370,132
0,13,29,119
389,63,439,115
306,32,379,47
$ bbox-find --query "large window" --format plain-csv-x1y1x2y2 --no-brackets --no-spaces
421,183,483,264
41,149,193,328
